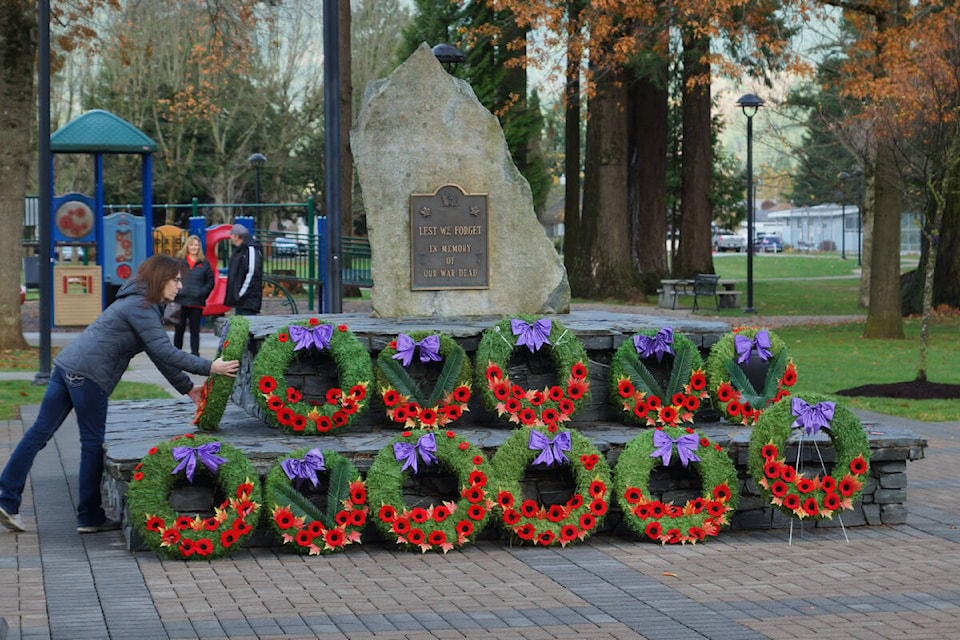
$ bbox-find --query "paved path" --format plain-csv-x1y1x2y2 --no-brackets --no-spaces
3,311,959,639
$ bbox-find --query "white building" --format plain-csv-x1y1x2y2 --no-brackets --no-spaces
755,204,921,255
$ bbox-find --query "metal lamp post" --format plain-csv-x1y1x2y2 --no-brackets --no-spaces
839,171,849,259
432,43,466,72
737,93,764,314
248,153,266,229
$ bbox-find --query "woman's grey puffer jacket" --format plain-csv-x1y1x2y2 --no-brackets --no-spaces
54,278,213,395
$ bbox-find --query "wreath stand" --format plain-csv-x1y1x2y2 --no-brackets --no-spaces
787,431,849,545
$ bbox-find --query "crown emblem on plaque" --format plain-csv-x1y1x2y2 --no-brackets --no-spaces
441,192,459,207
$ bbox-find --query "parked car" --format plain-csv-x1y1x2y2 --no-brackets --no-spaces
272,237,300,257
712,230,745,252
755,233,783,253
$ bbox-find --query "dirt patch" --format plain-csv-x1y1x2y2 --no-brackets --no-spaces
835,380,960,400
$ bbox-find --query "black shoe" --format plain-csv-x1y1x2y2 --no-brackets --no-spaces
77,519,121,534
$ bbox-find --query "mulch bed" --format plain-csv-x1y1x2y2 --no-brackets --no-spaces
836,381,960,400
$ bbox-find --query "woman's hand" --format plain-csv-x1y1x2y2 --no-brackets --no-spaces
188,386,204,407
211,357,239,377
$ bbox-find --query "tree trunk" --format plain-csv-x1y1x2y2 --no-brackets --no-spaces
628,61,669,292
562,0,582,292
932,162,960,307
339,0,354,238
858,164,874,308
574,67,640,299
864,139,905,338
675,30,713,278
0,0,35,351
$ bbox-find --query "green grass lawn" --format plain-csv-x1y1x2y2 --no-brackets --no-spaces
0,379,172,421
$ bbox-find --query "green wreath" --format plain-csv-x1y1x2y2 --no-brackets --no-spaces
704,327,796,425
127,434,262,560
475,316,589,427
608,328,708,427
265,448,367,555
251,319,373,434
367,429,494,553
376,331,472,429
491,426,612,547
748,392,870,520
193,316,250,432
613,425,739,544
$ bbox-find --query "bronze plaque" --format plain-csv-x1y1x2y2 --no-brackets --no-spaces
410,184,488,290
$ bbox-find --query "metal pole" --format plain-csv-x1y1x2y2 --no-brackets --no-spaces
323,0,343,313
744,113,755,313
254,166,261,230
36,0,52,384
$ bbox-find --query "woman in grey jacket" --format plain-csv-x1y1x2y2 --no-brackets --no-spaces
0,254,239,534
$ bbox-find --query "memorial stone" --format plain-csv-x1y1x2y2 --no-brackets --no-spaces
352,43,569,317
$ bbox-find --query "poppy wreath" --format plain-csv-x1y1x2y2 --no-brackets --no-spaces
491,425,612,547
251,319,373,434
613,425,739,545
376,331,473,429
475,316,590,428
608,327,709,427
704,327,797,426
127,434,262,560
748,392,870,520
265,448,367,555
193,316,250,432
367,429,495,553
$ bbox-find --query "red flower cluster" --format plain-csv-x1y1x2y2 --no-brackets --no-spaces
144,479,259,558
497,477,608,547
382,384,472,429
715,361,797,426
485,361,589,429
615,369,709,427
625,482,734,545
270,479,367,554
258,375,368,434
757,442,868,519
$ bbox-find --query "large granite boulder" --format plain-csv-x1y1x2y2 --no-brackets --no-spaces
352,43,570,318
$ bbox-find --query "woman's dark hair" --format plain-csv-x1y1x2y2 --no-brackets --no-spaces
136,254,184,305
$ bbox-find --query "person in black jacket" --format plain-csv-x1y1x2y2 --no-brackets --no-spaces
224,223,263,316
0,254,239,534
173,234,215,356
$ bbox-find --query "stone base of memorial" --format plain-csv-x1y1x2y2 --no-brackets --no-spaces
99,311,927,552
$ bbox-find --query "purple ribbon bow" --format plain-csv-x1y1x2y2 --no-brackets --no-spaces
392,333,442,367
633,327,675,363
528,430,571,467
511,318,552,353
289,324,333,351
280,448,326,489
790,397,836,436
734,330,773,365
393,433,438,474
170,442,228,483
649,430,701,468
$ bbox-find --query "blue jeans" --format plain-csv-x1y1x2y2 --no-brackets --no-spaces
0,367,110,527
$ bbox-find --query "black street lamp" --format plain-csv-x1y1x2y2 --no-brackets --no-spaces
432,43,466,72
248,153,266,229
737,93,764,314
839,171,849,259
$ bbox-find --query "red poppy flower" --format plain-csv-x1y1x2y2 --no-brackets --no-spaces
802,497,820,516
485,364,503,381
589,480,606,497
823,492,842,511
688,527,706,540
456,520,474,537
850,456,868,476
419,409,438,426
781,366,797,386
690,370,707,390
221,529,239,547
445,405,463,420
519,408,538,425
259,376,278,393
295,530,314,547
458,442,469,450
453,386,471,403
571,362,587,379
325,528,345,547
349,482,366,505
428,530,446,546
316,416,333,432
379,505,397,522
393,406,409,422
515,524,535,540
332,411,348,426
541,408,560,423
821,476,837,492
178,539,196,557
646,396,662,410
761,444,779,460
617,379,635,398
349,384,367,401
780,466,796,483
472,455,484,466
389,340,397,349
267,396,284,411
161,528,181,546
348,510,366,527
410,507,429,523
432,505,450,522
520,499,539,518
469,471,487,487
770,480,788,497
634,504,651,520
511,384,526,400
467,504,486,520
727,400,742,416
713,484,732,501
173,515,192,530
579,512,596,530
659,406,679,424
337,325,347,332
560,525,579,542
383,389,401,407
196,538,215,556
406,528,426,545
392,517,411,535
148,447,158,455
286,387,303,403
558,398,575,415
839,476,858,497
502,509,521,525
580,455,595,471
341,399,359,415
649,502,666,518
783,494,801,510
497,491,515,509
505,397,522,414
133,472,144,481
326,388,343,405
796,478,815,494
567,494,584,510
547,386,564,401
764,460,782,479
233,519,252,535
645,522,662,539
291,414,308,431
278,333,289,343
684,395,701,412
671,392,687,407
633,402,650,419
146,516,165,532
537,531,556,546
566,380,587,400
717,383,736,402
698,438,710,449
462,486,484,504
446,430,456,438
308,317,320,326
277,407,295,426
335,510,349,526
307,521,325,537
589,498,608,517
547,505,566,522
